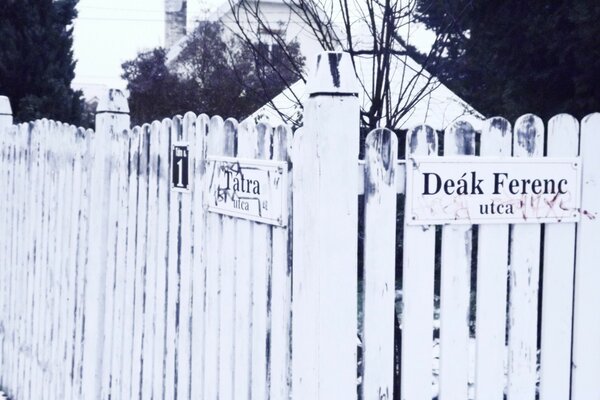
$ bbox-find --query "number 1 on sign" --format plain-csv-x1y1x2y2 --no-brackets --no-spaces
177,159,183,187
171,143,190,192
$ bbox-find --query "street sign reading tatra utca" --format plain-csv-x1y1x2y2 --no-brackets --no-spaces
406,156,582,225
206,156,288,227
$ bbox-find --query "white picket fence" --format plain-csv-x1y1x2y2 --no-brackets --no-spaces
0,51,599,400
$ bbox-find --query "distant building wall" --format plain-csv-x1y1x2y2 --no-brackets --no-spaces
217,1,325,65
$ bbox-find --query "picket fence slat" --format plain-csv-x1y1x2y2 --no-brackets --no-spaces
0,101,9,390
152,117,172,400
165,116,181,400
250,122,272,400
291,126,320,400
129,123,148,399
571,113,600,400
15,123,28,400
539,114,579,400
475,117,511,400
122,126,141,399
178,112,197,400
232,119,255,400
217,118,237,400
62,125,78,400
269,124,293,400
203,115,225,400
190,114,210,400
112,124,131,398
141,120,162,400
439,120,476,400
401,125,438,400
73,129,93,400
361,128,398,400
507,114,544,399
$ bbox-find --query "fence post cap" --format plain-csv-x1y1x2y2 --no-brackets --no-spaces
96,88,130,114
306,51,359,97
0,96,12,116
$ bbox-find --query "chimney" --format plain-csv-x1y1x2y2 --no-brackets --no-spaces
165,0,187,49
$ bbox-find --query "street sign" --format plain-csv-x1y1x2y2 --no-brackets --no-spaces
171,143,190,192
406,156,582,225
206,156,288,227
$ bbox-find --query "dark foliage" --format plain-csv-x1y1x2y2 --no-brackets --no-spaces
0,0,84,124
122,21,305,126
415,0,600,120
122,48,196,126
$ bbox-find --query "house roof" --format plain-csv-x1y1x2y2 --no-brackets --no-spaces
249,52,483,131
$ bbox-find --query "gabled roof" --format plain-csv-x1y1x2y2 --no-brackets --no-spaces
250,53,483,131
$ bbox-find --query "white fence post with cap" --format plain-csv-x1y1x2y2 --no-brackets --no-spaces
0,96,12,388
81,89,130,400
0,96,12,129
292,51,360,400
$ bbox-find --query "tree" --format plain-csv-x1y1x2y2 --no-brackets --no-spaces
0,0,84,124
122,21,305,125
415,1,600,121
227,0,465,130
122,48,196,126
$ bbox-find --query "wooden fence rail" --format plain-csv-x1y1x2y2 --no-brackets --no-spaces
0,51,599,400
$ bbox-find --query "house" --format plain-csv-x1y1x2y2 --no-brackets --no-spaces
163,0,482,130
165,0,323,65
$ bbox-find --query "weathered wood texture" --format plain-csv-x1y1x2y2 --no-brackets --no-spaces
360,129,398,400
292,51,360,400
401,125,438,400
571,113,600,400
439,121,475,400
0,93,293,400
397,114,593,400
1,80,600,400
507,114,544,400
475,117,511,400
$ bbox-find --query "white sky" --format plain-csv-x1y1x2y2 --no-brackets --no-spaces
72,0,220,97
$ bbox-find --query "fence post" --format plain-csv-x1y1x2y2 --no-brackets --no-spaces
0,96,12,128
292,51,360,399
81,89,129,400
0,96,12,390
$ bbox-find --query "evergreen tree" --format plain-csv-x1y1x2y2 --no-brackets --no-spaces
0,0,83,124
415,0,600,120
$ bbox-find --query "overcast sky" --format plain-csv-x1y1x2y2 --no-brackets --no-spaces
72,0,222,97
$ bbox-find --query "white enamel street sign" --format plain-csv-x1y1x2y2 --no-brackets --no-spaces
406,156,582,225
206,156,288,227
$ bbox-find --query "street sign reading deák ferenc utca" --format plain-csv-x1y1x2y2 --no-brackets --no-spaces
406,156,582,225
206,156,288,227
